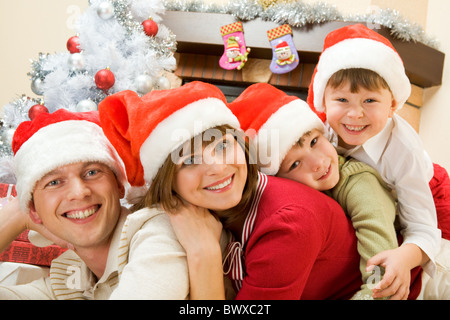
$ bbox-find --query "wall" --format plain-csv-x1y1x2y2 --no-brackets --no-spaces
0,0,448,170
421,0,450,171
0,0,89,107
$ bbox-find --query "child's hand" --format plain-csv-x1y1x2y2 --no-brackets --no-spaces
366,247,414,300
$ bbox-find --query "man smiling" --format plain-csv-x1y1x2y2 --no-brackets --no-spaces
0,109,189,299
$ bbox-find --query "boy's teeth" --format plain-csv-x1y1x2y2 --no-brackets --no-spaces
345,125,366,132
206,177,232,190
66,207,97,219
319,168,329,179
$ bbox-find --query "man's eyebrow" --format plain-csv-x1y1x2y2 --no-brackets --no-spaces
39,161,100,181
40,168,64,181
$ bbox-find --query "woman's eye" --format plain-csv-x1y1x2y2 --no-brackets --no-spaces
183,157,194,165
182,155,201,166
216,140,230,152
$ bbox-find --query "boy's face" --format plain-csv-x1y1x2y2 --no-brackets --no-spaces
276,129,340,191
30,162,124,250
323,81,397,149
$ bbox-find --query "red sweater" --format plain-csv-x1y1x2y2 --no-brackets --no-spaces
235,174,362,300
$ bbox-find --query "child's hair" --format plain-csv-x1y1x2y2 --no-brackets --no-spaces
326,68,392,94
133,124,259,229
294,130,312,149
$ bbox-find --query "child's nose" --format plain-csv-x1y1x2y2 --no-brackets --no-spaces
347,103,364,118
308,156,324,172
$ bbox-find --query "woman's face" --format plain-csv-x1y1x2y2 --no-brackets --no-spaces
172,132,248,213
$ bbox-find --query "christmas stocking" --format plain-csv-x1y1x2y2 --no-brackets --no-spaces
219,22,251,70
267,24,299,74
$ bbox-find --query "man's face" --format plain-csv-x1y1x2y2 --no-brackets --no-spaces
30,162,124,250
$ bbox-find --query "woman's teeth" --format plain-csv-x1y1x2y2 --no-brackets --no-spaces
206,176,232,190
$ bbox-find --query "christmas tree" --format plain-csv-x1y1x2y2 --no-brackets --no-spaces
0,0,177,183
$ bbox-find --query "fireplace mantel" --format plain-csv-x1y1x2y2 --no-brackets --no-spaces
164,11,444,88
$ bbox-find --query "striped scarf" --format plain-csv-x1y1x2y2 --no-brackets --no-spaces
222,172,268,290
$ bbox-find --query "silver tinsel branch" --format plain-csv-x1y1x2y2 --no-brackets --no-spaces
164,0,439,49
108,0,177,57
0,95,41,159
27,53,51,82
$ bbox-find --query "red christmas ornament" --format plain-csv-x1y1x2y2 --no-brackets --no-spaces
95,67,115,91
28,103,49,120
67,36,81,54
142,18,158,37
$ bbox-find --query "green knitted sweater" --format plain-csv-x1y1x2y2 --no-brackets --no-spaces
327,156,398,300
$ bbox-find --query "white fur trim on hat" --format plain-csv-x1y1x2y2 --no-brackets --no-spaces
313,38,411,112
14,120,126,212
139,97,240,183
252,99,326,175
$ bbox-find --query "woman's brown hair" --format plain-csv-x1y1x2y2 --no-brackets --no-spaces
133,125,259,229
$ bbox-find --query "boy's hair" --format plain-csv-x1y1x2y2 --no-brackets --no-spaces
326,68,392,94
308,24,411,112
296,131,313,148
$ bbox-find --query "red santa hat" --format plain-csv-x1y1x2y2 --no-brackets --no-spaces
307,24,411,113
98,81,240,186
229,83,325,175
275,41,289,50
12,109,126,212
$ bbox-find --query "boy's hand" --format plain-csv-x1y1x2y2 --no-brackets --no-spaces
366,247,413,300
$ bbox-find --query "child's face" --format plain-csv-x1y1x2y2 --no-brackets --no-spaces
276,129,340,191
323,81,397,149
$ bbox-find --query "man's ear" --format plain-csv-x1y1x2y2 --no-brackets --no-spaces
28,201,43,225
118,182,126,199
